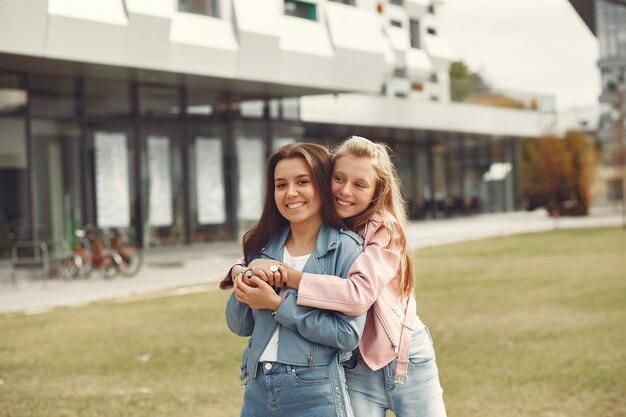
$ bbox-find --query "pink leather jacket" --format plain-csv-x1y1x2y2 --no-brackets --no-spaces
296,215,424,381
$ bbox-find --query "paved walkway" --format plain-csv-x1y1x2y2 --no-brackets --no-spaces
0,209,622,314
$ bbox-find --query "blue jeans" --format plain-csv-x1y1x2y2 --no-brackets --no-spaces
344,326,447,417
241,359,353,417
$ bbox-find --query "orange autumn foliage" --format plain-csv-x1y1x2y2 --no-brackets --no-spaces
522,131,597,215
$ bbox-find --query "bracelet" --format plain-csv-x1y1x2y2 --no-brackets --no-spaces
242,268,253,278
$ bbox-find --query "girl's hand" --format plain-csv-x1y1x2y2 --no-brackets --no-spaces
234,275,283,311
279,265,303,290
248,259,283,290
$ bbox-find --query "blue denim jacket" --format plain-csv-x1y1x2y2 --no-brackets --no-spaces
225,223,365,380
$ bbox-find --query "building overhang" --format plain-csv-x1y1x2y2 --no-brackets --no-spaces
0,52,344,100
568,0,626,36
300,94,557,138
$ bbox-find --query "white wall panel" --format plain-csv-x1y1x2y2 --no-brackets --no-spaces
46,15,127,65
330,48,386,93
0,0,48,55
325,3,387,92
124,13,171,70
404,0,429,17
48,0,128,25
126,0,174,18
278,16,333,88
406,48,433,79
234,0,281,81
169,12,238,77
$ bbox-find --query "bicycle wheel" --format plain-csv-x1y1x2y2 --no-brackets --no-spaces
101,254,121,279
60,254,81,279
119,246,143,277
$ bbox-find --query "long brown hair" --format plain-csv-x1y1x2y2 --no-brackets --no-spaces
243,143,344,262
333,136,415,299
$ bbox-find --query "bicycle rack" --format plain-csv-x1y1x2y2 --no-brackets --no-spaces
10,240,70,286
11,241,49,286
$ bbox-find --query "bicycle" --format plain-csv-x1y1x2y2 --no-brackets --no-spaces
107,228,143,277
61,225,120,279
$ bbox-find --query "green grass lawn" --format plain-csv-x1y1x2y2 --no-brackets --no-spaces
1,228,625,417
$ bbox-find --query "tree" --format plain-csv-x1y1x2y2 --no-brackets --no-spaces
449,61,490,102
521,131,598,215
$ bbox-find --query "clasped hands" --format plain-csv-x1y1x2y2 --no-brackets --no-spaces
233,259,303,312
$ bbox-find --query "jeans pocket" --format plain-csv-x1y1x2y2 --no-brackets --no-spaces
408,328,436,366
290,365,331,384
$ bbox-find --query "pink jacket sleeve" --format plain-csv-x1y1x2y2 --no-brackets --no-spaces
219,257,246,290
296,220,401,316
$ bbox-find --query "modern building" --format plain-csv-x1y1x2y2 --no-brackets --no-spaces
569,0,626,205
0,0,555,258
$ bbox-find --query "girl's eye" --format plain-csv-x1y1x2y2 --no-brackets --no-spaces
355,183,365,189
298,180,309,185
333,176,343,183
275,183,286,189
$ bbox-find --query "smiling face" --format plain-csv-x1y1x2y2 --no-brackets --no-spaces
274,157,322,227
331,154,378,219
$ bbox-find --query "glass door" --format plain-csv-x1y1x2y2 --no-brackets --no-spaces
31,120,82,244
86,124,139,247
142,124,185,247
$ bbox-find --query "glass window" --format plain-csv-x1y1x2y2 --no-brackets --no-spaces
410,20,420,49
281,97,300,121
390,19,402,28
139,86,180,117
432,143,447,200
427,27,437,36
235,133,266,226
30,120,82,243
0,118,29,257
0,73,27,115
186,88,217,116
269,99,280,119
428,3,435,14
30,74,76,118
85,78,131,116
284,0,317,21
329,0,355,4
143,130,185,247
178,0,220,17
240,100,265,118
389,0,404,5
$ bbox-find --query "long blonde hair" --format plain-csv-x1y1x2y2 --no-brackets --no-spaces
333,136,415,299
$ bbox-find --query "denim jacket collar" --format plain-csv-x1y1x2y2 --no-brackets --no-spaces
259,223,340,260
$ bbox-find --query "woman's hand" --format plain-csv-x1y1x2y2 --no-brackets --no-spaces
233,275,283,311
279,265,303,290
248,259,284,290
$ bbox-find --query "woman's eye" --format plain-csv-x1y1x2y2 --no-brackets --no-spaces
333,176,343,183
275,183,286,189
298,180,309,185
356,183,365,189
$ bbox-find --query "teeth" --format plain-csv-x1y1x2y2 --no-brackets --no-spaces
287,202,304,209
336,199,352,206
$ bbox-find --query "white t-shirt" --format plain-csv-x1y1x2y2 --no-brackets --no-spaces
258,248,311,362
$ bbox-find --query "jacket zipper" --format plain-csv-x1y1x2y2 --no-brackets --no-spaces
252,321,279,378
308,344,315,367
373,307,399,356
